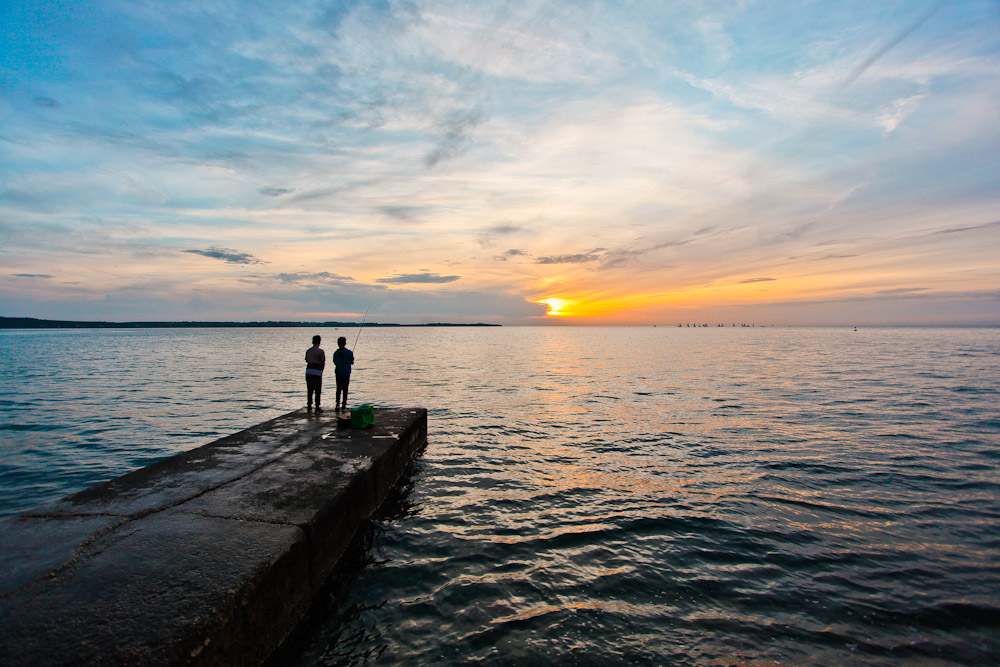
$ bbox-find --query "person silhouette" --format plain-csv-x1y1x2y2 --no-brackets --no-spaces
305,335,325,411
333,336,355,410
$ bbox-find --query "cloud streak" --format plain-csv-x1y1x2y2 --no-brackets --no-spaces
841,0,948,88
376,272,461,284
535,253,602,265
184,248,266,265
273,272,357,285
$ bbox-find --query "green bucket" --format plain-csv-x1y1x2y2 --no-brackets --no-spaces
351,404,375,428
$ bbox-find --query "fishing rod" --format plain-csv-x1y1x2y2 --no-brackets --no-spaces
353,300,372,349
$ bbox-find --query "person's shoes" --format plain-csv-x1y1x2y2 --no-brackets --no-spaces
315,406,323,412
307,405,313,412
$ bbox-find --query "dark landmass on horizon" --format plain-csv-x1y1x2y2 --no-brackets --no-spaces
0,317,500,329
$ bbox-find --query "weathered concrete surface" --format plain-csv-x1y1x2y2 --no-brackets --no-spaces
0,407,427,666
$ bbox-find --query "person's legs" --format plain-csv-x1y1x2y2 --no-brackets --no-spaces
307,374,322,409
336,375,350,409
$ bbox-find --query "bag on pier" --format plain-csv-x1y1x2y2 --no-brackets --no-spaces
351,404,375,429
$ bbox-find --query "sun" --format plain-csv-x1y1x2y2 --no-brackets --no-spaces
538,297,571,316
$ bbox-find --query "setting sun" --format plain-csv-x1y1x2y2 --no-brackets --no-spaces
538,298,571,316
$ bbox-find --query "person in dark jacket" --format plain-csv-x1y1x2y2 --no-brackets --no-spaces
333,336,355,410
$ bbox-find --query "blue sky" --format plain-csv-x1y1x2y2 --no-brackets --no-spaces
2,0,998,324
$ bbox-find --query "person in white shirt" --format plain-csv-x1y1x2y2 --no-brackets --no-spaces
305,335,325,411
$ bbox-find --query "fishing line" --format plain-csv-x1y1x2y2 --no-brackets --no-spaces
353,300,371,349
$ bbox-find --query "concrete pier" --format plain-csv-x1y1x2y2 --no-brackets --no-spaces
0,407,427,666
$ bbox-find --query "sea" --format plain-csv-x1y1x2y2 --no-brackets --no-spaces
1,325,997,665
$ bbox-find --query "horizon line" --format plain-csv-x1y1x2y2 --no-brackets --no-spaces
2,316,997,329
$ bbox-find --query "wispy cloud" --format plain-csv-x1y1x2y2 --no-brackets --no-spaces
258,187,293,197
486,225,524,235
424,108,487,168
535,253,602,265
841,0,948,89
184,247,266,265
931,221,1000,236
493,248,530,261
379,205,427,221
376,272,461,284
273,272,357,285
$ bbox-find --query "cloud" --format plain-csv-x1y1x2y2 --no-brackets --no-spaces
930,221,1000,236
492,248,530,261
424,107,487,168
381,288,547,321
480,224,526,248
379,205,425,221
29,279,540,324
486,224,523,235
841,1,947,89
258,187,293,197
535,253,601,265
599,247,661,269
12,273,53,278
416,6,612,84
812,254,859,261
273,272,356,285
184,247,265,265
702,289,1000,326
376,272,461,284
739,277,776,284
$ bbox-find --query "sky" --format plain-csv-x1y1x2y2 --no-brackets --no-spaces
2,0,999,325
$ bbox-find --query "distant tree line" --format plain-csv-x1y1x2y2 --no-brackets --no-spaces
0,317,500,329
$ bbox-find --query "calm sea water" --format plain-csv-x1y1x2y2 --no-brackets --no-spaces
1,326,998,664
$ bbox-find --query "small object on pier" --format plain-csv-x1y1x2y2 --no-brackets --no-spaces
351,404,375,429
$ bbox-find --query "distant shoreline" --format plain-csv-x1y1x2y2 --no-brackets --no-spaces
1,317,995,329
0,317,500,329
